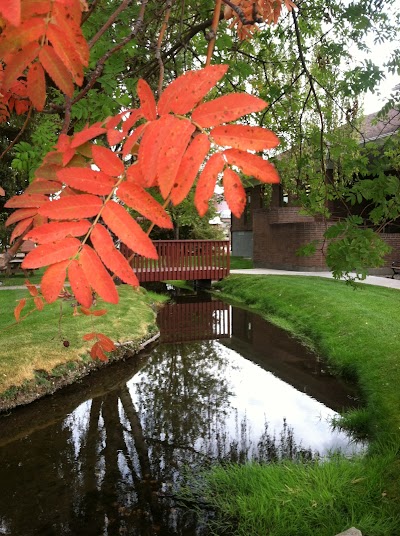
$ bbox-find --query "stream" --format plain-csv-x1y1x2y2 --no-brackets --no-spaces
0,293,363,536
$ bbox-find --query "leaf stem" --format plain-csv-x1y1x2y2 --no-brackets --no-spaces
206,0,222,67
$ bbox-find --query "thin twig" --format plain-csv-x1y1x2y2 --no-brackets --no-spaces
61,96,72,135
88,0,131,49
221,0,263,25
0,106,33,161
156,2,173,96
81,0,100,24
292,10,325,176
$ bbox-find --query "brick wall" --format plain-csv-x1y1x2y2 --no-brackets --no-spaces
253,209,328,270
253,209,400,273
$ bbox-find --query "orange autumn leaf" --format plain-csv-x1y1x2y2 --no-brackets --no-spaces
122,122,147,158
9,217,33,243
79,244,119,304
5,208,38,227
137,79,157,121
83,332,97,341
27,62,46,111
136,118,171,187
0,0,21,26
211,124,280,151
38,194,103,220
158,64,228,115
156,116,195,199
91,145,125,177
170,133,211,206
39,44,74,97
102,200,158,259
192,94,268,128
194,153,225,217
91,309,108,317
46,22,84,85
25,279,39,297
5,193,49,209
25,179,62,195
117,182,173,229
68,259,93,308
97,333,116,352
3,42,40,90
90,223,139,286
90,341,108,361
22,237,81,269
224,148,280,183
223,167,246,218
57,167,116,196
40,260,69,303
71,124,106,149
14,298,26,322
34,296,44,311
25,220,91,244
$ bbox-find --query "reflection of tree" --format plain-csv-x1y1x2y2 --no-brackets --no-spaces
0,328,320,535
129,341,234,481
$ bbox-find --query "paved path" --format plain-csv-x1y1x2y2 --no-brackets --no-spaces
230,268,400,290
2,270,400,291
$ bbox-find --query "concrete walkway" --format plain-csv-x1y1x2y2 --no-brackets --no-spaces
2,269,400,291
230,268,400,290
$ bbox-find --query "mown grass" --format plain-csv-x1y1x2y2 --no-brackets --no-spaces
0,267,45,286
0,285,166,396
229,256,253,269
193,274,400,535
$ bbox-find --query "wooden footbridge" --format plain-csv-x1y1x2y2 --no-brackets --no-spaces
121,239,230,284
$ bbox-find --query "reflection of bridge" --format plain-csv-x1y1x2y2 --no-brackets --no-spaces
121,239,230,283
158,299,231,343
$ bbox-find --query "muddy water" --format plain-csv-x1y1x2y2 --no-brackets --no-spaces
0,298,362,536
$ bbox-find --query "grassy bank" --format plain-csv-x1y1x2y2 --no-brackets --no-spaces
195,275,400,535
0,284,166,409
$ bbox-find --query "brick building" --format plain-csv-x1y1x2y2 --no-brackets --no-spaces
231,110,400,273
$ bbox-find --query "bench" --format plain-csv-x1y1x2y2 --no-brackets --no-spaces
0,252,34,276
391,261,400,278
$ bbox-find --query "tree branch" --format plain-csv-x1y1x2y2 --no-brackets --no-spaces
88,0,132,49
206,0,222,66
156,1,173,96
292,10,325,176
0,106,33,161
221,0,263,25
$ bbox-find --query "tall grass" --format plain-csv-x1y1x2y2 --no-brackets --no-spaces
202,448,400,536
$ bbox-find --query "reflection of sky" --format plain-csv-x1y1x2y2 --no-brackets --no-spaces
124,340,362,459
63,331,363,463
215,343,360,456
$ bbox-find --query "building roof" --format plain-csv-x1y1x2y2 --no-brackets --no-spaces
360,108,400,143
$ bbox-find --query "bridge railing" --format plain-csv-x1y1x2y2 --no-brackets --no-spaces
120,239,230,282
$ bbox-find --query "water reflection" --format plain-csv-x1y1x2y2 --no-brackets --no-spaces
0,300,362,536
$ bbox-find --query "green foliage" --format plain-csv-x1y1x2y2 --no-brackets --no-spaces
325,217,391,280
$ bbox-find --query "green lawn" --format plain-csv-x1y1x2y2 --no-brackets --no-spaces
229,255,253,269
0,285,166,400
191,274,400,536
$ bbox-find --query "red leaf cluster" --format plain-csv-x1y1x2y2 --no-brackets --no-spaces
5,64,281,359
0,0,89,116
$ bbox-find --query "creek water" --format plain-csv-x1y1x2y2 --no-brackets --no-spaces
0,294,363,536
